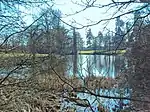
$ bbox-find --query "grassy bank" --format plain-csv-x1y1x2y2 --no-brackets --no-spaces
0,52,48,58
78,49,126,55
0,49,126,57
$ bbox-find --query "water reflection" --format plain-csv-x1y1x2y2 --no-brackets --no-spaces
77,88,131,112
65,55,130,111
67,55,126,78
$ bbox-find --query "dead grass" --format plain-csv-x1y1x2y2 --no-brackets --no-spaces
84,75,116,90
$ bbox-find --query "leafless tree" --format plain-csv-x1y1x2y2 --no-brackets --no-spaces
51,0,150,111
0,0,150,112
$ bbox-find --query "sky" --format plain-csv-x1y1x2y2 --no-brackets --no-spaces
22,0,143,40
22,0,117,39
53,0,142,38
54,0,116,37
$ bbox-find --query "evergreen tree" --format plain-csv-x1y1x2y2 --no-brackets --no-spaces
97,31,103,49
103,31,111,50
76,32,84,50
114,17,125,48
86,28,94,48
126,22,134,44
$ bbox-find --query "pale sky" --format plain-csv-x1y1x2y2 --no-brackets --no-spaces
22,0,118,38
54,0,116,37
53,0,142,38
22,0,143,39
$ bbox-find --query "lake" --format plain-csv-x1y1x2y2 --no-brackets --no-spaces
66,55,127,78
63,54,130,112
0,54,130,111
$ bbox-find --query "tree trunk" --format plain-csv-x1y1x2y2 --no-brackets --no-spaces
73,28,77,77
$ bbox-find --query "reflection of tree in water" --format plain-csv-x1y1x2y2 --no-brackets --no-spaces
67,55,129,111
94,55,96,67
77,55,83,78
86,55,93,76
114,56,119,75
114,56,126,75
95,55,103,74
69,54,126,78
90,55,126,77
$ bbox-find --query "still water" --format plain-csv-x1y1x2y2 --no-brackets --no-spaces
67,55,127,78
0,54,130,111
64,55,130,112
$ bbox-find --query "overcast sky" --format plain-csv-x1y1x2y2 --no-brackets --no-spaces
54,0,116,38
22,0,142,40
53,0,143,39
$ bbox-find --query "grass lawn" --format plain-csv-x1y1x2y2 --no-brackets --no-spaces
78,50,126,55
0,49,126,57
0,52,48,58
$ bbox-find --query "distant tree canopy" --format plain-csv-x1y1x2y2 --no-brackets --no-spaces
0,6,73,54
35,8,62,30
26,26,70,54
114,17,125,46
